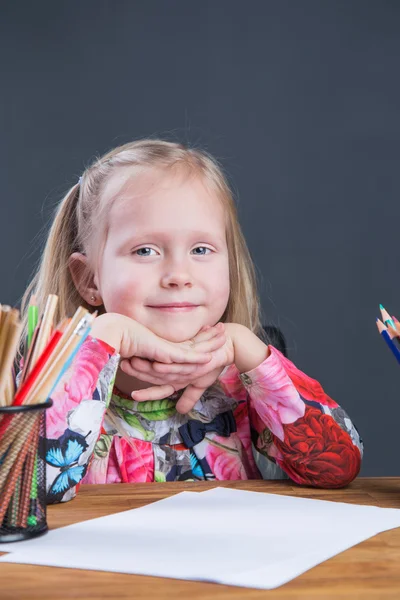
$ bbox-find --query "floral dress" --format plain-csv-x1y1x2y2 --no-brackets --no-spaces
42,336,363,503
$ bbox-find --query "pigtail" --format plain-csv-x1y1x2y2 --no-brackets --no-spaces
18,182,88,358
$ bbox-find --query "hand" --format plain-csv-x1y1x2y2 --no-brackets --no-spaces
92,313,223,365
120,323,228,389
121,323,237,413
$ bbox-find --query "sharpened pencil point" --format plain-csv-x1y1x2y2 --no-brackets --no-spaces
379,304,395,328
376,318,386,334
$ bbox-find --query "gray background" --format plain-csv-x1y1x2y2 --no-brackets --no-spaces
1,1,399,475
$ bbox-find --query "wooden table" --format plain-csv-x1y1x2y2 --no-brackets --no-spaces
1,478,400,599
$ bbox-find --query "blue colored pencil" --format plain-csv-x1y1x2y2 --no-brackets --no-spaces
376,318,400,364
46,321,92,400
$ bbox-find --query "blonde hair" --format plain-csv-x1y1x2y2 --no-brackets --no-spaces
19,139,264,351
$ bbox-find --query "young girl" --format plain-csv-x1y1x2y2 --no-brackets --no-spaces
20,139,362,503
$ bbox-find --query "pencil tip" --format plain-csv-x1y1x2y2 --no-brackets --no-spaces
376,318,387,333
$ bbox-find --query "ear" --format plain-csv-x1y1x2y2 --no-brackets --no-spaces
68,252,103,307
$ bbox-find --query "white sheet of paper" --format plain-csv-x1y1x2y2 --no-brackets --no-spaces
1,487,399,589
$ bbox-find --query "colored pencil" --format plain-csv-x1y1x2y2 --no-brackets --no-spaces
0,294,97,533
0,415,38,524
392,316,400,336
27,295,38,349
28,294,58,373
379,304,396,330
27,312,94,405
0,308,22,405
376,318,400,364
13,329,63,407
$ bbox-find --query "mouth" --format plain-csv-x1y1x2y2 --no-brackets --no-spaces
147,304,200,313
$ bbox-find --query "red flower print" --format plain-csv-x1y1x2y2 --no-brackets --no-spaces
273,406,361,488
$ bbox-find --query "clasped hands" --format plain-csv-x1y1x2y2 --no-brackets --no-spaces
120,323,235,414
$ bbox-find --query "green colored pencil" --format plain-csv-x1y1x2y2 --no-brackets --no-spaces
28,297,38,348
27,295,39,526
26,454,38,527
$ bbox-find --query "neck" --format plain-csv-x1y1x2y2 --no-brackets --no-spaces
114,366,153,398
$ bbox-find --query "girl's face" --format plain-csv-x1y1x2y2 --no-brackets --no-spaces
94,169,230,343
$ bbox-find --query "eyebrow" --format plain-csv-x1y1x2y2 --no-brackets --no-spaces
125,230,225,244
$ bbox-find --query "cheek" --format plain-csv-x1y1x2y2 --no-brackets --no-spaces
207,262,230,313
98,259,145,314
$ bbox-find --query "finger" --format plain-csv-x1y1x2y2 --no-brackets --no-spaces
129,356,168,375
126,355,196,375
131,384,176,402
182,324,222,351
127,357,154,373
152,361,198,374
192,322,224,343
193,325,210,338
128,356,195,376
127,356,200,378
151,346,220,375
121,359,196,388
161,345,213,364
175,384,207,414
120,360,167,385
194,332,226,353
155,352,219,378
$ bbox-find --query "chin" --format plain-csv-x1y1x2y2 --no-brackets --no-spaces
151,322,203,343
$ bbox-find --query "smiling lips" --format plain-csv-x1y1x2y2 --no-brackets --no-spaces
148,303,200,312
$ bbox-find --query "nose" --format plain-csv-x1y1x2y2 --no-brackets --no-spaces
160,257,193,289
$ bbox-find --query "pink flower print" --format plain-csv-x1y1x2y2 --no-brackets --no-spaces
64,338,112,403
113,437,154,483
247,352,305,442
218,364,248,401
105,444,123,483
82,455,109,484
248,401,266,435
233,403,261,479
206,434,248,480
269,346,338,408
46,337,112,438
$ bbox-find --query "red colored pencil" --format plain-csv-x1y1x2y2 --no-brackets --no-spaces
13,330,63,406
0,330,62,439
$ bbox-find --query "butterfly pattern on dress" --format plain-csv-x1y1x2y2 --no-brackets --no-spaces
41,429,90,503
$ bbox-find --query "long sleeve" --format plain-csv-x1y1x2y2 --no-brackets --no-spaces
40,336,120,503
219,346,363,488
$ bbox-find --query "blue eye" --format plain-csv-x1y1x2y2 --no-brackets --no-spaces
134,246,212,256
192,247,211,255
135,248,156,256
